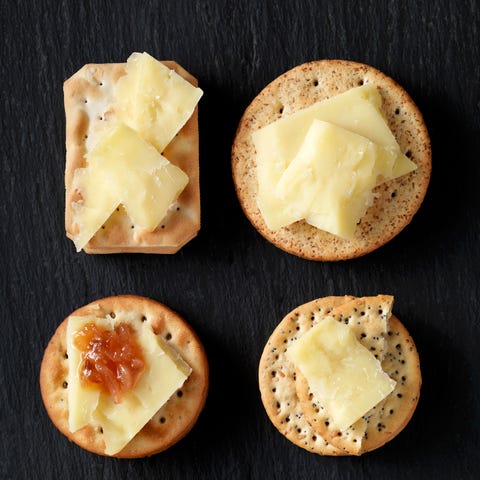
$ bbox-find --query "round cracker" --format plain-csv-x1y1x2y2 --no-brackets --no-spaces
232,60,431,261
296,314,421,455
40,295,209,458
258,296,354,455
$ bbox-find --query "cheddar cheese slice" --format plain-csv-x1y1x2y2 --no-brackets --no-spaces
72,123,188,251
253,85,416,231
287,317,396,431
276,120,380,238
67,312,191,456
116,52,203,153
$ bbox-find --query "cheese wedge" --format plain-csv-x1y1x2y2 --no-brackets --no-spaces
116,52,203,153
72,123,189,251
252,85,416,231
287,317,396,431
67,312,191,456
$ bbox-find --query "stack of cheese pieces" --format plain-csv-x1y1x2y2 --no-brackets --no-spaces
71,52,203,252
252,85,416,239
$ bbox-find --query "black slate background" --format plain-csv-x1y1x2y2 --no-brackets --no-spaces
1,0,479,479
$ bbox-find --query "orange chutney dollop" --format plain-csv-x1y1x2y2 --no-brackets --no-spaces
73,322,146,403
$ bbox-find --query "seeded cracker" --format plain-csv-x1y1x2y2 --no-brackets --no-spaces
40,295,209,458
64,61,200,254
232,60,431,261
258,296,354,455
258,296,421,455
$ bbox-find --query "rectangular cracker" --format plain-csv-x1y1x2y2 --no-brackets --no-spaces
64,61,200,254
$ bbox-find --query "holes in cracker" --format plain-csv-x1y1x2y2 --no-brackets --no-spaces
165,333,172,341
395,108,401,115
141,315,147,322
358,79,365,86
405,150,412,158
161,225,165,229
64,352,68,359
313,79,319,87
99,426,104,434
391,190,397,199
177,390,183,398
62,381,68,389
110,312,116,319
159,416,166,424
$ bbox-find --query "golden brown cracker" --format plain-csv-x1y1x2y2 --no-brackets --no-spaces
40,295,209,458
258,296,354,455
64,61,200,254
232,60,431,261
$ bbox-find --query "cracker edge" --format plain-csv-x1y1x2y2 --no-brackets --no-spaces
39,295,209,458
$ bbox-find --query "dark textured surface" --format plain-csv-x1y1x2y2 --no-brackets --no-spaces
1,0,479,478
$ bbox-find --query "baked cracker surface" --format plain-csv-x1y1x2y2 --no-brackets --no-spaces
258,296,354,455
40,295,209,458
64,61,200,254
259,296,421,456
232,60,431,261
295,297,420,454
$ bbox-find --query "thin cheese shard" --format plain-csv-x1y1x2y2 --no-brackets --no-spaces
116,52,203,152
287,317,396,431
253,85,416,231
67,312,191,456
72,123,189,251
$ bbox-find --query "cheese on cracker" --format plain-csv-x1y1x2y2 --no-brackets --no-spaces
116,52,203,153
72,123,188,251
64,54,202,254
288,316,396,431
253,85,416,236
258,295,421,456
67,312,191,455
232,60,431,260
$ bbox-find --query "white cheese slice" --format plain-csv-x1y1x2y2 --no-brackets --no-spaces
116,52,203,153
252,85,416,230
287,317,396,432
275,120,380,238
67,312,191,456
72,123,189,251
